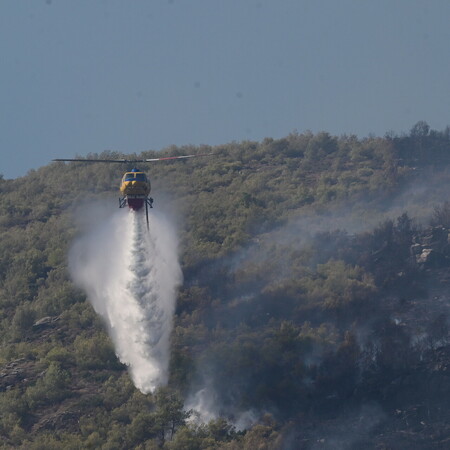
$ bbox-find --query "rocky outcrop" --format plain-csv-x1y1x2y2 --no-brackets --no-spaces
32,315,60,330
411,226,450,268
0,358,37,391
32,409,81,433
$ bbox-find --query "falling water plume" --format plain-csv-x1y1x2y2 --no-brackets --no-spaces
69,208,182,393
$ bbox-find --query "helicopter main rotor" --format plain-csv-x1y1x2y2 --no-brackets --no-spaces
53,153,213,164
53,153,214,230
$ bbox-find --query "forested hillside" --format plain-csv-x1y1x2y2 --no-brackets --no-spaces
1,122,450,449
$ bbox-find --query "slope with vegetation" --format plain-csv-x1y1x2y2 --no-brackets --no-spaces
1,122,450,448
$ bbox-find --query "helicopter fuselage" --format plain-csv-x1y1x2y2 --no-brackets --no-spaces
119,169,152,211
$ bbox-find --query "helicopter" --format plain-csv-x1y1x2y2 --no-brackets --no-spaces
53,153,213,229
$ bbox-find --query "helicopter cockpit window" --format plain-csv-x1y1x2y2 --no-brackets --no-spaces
135,173,147,182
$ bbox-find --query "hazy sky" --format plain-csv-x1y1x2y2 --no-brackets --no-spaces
1,0,450,178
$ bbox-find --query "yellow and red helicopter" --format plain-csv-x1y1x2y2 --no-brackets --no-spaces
53,153,212,228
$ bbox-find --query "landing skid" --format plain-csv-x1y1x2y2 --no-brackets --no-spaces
119,197,127,208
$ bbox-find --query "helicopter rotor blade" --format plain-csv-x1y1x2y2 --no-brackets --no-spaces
143,153,214,162
53,159,134,163
53,153,214,164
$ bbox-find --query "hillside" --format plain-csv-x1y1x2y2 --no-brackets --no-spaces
1,122,450,449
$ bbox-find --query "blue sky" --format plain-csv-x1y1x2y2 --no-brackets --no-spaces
1,0,449,178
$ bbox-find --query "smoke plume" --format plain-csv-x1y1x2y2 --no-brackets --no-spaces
69,207,182,393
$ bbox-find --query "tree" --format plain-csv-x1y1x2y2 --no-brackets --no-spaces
154,388,190,444
430,201,450,227
410,120,430,138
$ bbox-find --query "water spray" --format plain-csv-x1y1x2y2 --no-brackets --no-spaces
69,209,182,393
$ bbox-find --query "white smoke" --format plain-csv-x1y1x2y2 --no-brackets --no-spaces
186,386,220,424
186,385,259,430
69,207,182,393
